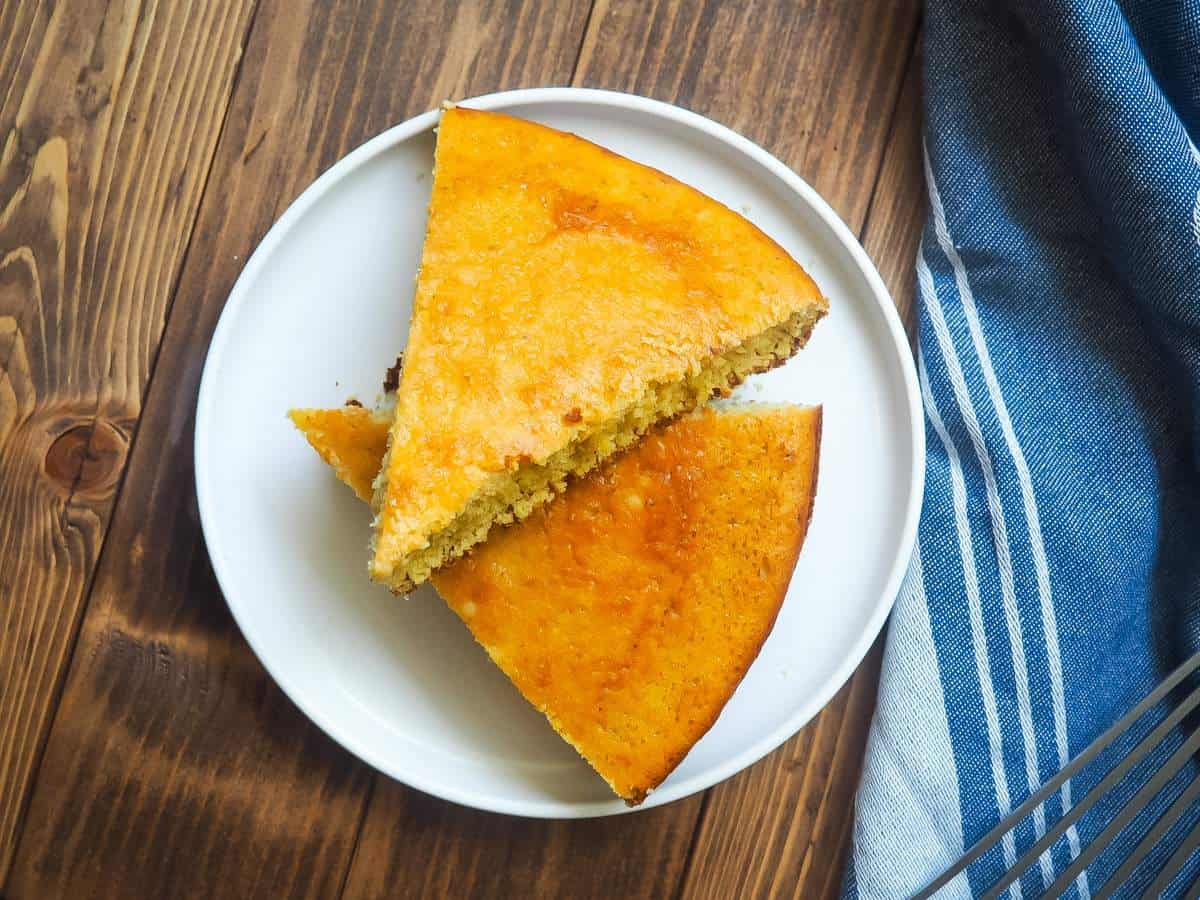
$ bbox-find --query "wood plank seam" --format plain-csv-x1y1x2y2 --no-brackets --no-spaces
854,21,923,268
333,766,377,900
773,690,850,894
569,0,603,85
115,0,266,410
671,788,713,900
787,667,868,895
0,7,43,153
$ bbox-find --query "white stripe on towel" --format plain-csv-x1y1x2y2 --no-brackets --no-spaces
924,146,1089,898
918,350,1022,899
854,541,971,900
920,243,1053,890
1188,135,1200,248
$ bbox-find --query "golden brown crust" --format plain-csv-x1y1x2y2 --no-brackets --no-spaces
288,407,390,502
296,401,821,802
370,107,827,588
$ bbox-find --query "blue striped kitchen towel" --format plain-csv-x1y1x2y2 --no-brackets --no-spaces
846,1,1200,898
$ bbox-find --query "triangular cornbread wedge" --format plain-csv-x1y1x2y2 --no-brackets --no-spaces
371,107,827,592
293,403,821,804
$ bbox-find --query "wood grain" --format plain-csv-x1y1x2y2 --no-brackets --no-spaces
2,0,928,896
345,783,702,900
860,51,924,337
4,2,592,899
679,648,883,900
341,3,921,899
575,0,921,232
0,0,257,884
675,50,924,900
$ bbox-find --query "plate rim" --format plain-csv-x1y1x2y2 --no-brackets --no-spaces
194,86,925,818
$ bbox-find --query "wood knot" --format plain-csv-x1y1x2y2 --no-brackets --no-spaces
44,420,127,498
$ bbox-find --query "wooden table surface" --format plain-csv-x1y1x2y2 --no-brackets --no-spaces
0,2,923,897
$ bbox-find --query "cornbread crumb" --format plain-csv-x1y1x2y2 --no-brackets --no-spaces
382,354,404,393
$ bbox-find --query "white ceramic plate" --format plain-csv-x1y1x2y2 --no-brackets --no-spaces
195,88,923,818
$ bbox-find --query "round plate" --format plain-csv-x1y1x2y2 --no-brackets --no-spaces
195,88,923,818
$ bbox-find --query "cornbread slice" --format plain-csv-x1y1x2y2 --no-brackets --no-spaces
294,403,822,804
371,106,828,592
